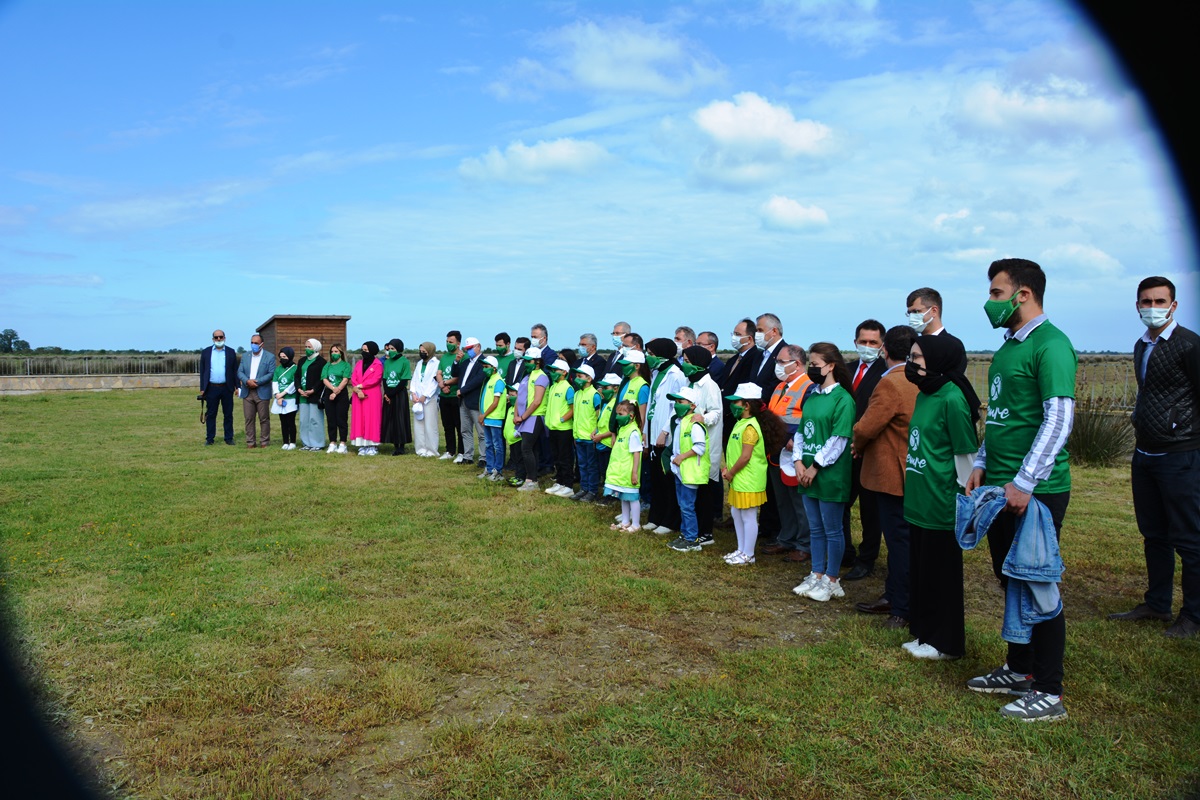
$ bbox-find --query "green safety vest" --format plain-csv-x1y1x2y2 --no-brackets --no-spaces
503,405,521,444
545,378,573,431
620,374,648,406
606,421,641,489
674,417,708,485
595,395,616,450
525,368,548,417
481,373,507,421
573,385,598,440
726,416,767,493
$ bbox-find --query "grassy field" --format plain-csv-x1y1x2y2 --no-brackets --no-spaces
0,389,1196,799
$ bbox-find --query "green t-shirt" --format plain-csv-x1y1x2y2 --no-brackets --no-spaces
904,383,979,530
272,364,297,395
797,385,854,502
383,354,413,389
495,352,516,380
321,360,352,389
438,353,459,399
983,320,1076,493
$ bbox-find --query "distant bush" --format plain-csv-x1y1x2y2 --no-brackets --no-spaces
1069,407,1135,467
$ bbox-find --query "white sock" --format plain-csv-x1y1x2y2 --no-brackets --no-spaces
629,500,641,525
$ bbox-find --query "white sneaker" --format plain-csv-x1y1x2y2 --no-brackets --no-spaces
807,576,835,602
517,480,539,491
826,578,845,598
908,643,957,660
793,573,821,596
653,526,673,535
901,639,921,653
439,452,453,460
555,484,576,496
366,447,378,456
478,470,491,479
337,443,347,454
723,550,743,562
727,552,755,565
641,522,657,531
545,484,564,495
327,443,337,454
452,454,466,464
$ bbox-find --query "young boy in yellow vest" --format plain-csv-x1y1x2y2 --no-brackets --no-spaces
544,358,578,497
478,355,507,482
666,386,708,552
569,364,601,502
592,373,622,506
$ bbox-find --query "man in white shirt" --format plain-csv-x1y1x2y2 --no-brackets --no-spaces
237,333,276,448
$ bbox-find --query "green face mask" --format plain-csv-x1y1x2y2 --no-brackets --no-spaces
571,377,587,390
446,342,458,352
305,347,314,357
984,291,1021,329
551,371,565,382
621,362,637,377
600,389,615,402
673,402,692,418
496,345,508,355
681,362,705,380
646,355,665,370
387,350,401,360
331,352,343,362
615,414,631,426
483,367,496,378
730,402,746,418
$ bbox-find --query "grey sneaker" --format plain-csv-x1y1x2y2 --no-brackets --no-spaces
999,690,1067,723
696,533,715,547
966,665,1033,696
668,536,701,552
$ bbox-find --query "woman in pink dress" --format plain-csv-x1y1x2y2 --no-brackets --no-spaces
350,341,384,455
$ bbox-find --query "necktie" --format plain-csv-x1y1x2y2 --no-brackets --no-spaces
853,362,866,391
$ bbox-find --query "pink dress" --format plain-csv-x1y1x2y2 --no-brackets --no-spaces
349,359,384,446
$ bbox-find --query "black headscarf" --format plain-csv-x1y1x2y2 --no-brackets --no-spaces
646,337,676,358
360,340,379,372
278,346,294,367
681,345,712,384
386,338,404,354
914,334,981,422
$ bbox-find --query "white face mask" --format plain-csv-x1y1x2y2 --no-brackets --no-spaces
754,331,767,348
730,333,746,351
774,362,787,381
907,309,931,333
213,340,225,349
1139,307,1173,329
856,344,882,363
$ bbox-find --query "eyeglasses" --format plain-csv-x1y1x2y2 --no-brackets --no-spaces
212,336,225,341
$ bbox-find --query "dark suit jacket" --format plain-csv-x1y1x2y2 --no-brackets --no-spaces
848,357,888,421
200,345,239,393
707,355,726,385
455,356,487,407
603,350,622,376
720,346,763,395
584,352,607,377
504,357,527,391
752,339,788,394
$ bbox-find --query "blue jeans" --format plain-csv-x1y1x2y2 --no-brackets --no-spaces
802,495,846,576
483,425,505,473
675,478,699,542
575,440,599,494
1132,448,1200,624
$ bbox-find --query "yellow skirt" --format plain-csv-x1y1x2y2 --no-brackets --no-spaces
728,489,766,509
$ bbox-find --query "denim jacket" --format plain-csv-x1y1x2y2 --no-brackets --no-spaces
955,486,1064,644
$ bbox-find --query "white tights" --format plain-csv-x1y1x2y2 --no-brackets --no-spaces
621,499,642,527
732,506,759,555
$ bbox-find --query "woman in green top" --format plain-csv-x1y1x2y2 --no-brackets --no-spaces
321,344,353,453
901,334,980,660
380,338,413,456
271,347,299,449
794,342,856,602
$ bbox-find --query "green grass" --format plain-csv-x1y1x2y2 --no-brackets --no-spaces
1,390,1197,799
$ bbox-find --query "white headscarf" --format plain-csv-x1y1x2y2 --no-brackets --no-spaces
306,338,322,353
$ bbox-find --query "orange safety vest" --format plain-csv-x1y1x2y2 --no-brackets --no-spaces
768,373,813,423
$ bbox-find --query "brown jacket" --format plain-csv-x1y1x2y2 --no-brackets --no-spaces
853,367,918,497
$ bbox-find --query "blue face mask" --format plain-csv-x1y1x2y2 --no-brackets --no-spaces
251,343,262,354
611,335,624,349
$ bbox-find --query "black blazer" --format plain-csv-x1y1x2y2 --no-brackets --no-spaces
297,355,326,404
848,358,888,421
720,346,763,395
504,357,527,390
752,339,788,394
584,352,607,377
199,345,238,392
456,356,488,406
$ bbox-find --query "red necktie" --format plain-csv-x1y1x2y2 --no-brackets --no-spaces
853,362,866,391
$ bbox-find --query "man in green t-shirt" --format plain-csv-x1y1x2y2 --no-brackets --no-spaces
436,330,464,460
965,258,1076,723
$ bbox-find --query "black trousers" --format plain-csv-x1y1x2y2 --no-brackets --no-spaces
279,411,298,444
696,479,721,537
325,392,349,441
549,428,575,487
204,383,234,444
986,490,1070,696
646,447,681,530
517,417,545,482
908,523,965,657
842,457,882,567
440,396,462,456
381,385,411,453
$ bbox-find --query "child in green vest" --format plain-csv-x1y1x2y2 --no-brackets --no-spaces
544,358,577,497
592,373,622,506
604,400,644,531
570,364,601,502
479,355,508,481
666,386,707,552
723,382,789,565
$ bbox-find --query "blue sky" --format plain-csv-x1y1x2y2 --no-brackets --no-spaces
1,1,1194,352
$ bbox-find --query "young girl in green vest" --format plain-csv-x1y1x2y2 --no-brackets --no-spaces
570,364,601,502
604,400,644,531
793,342,856,601
592,373,622,506
722,382,788,564
479,355,508,481
666,386,707,552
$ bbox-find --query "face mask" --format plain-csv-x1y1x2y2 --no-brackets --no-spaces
807,366,826,385
674,342,683,357
332,353,343,362
754,331,767,348
621,363,637,377
615,414,631,426
646,354,665,371
730,334,745,350
514,350,526,360
774,363,788,381
534,336,546,348
904,361,925,387
250,343,262,354
496,345,508,355
611,334,624,349
361,350,370,358
551,371,565,382
446,342,458,352
1139,307,1172,329
213,339,225,349
483,368,496,378
856,344,881,363
907,309,931,333
571,377,586,390
673,402,692,418
600,389,616,402
730,402,746,418
279,355,291,366
681,361,706,382
984,291,1021,329
305,347,314,357
419,351,429,361
387,350,401,360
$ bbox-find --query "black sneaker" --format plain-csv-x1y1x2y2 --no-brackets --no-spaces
696,533,715,547
569,490,587,501
668,536,701,552
579,491,596,503
966,665,1033,695
1000,690,1067,722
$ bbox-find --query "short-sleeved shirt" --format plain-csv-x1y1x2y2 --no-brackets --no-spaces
983,320,1076,492
482,377,506,426
438,353,459,399
321,360,352,389
383,355,412,390
904,383,978,530
516,373,551,434
797,385,855,502
727,424,766,508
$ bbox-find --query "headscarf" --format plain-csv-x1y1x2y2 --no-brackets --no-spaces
387,338,404,353
360,340,379,372
682,345,712,369
646,337,676,359
278,346,294,367
306,338,321,353
914,334,981,422
419,341,436,361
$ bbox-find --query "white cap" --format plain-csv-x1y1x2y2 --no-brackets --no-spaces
550,359,569,372
598,372,622,386
618,349,645,364
464,336,481,347
573,363,595,379
525,346,543,359
725,382,763,401
413,401,425,420
667,386,701,405
482,355,499,369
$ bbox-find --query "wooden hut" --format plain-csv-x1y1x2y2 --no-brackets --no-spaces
256,315,351,358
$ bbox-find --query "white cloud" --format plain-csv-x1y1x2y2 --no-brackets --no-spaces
694,92,831,158
933,208,970,229
752,0,892,53
489,18,724,100
64,180,267,233
759,195,829,231
458,138,611,183
948,247,996,262
1040,243,1123,277
270,144,407,176
953,80,1121,143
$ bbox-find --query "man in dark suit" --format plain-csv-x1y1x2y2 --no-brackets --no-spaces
751,313,788,395
577,333,608,376
455,336,488,465
699,331,725,384
604,321,632,375
199,329,239,446
720,318,763,444
843,319,888,579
